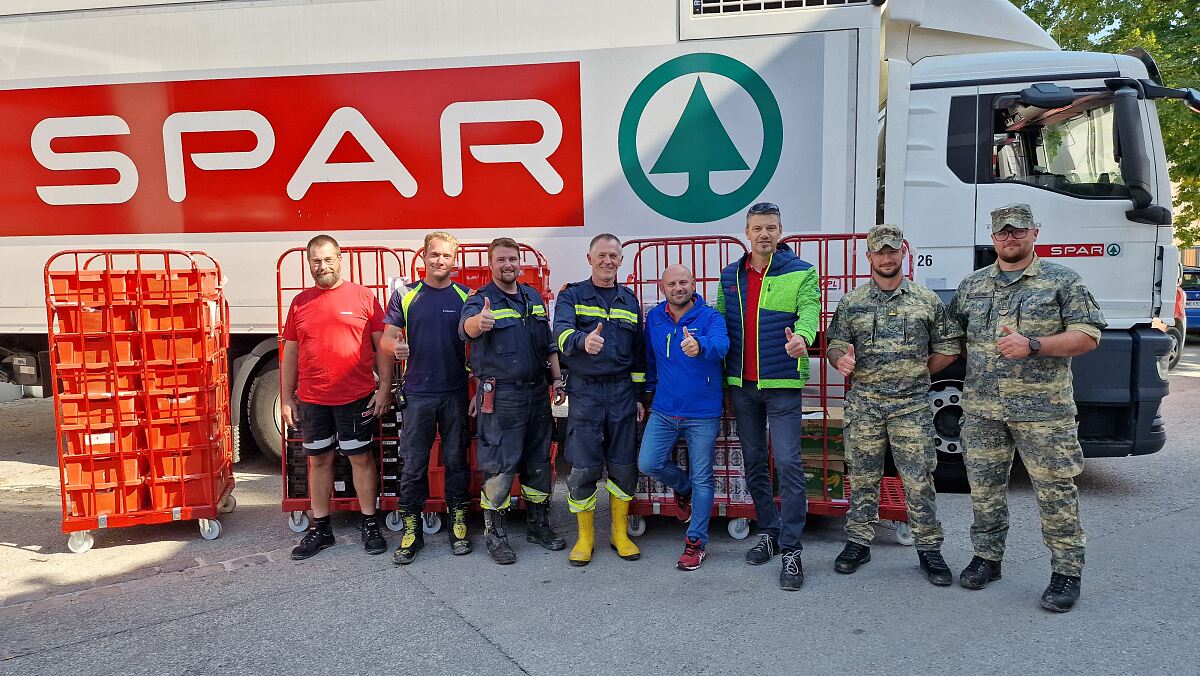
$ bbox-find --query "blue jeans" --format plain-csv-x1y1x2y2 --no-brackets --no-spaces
730,385,807,552
637,411,719,545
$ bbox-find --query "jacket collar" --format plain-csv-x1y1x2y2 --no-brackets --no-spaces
987,255,1043,282
654,293,708,323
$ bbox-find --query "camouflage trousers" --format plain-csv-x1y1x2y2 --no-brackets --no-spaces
962,415,1085,576
845,407,944,550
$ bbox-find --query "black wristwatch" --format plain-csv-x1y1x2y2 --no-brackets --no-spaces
1028,337,1041,355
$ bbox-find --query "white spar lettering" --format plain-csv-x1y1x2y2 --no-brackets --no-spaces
440,99,564,197
31,115,138,205
163,110,275,202
286,106,418,200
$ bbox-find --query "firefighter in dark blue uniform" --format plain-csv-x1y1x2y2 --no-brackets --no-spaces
552,233,647,566
460,238,567,565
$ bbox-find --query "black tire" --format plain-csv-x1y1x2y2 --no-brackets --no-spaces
1167,326,1183,370
248,361,283,460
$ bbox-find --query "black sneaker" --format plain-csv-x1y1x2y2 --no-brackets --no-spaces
745,533,779,566
1040,573,1082,613
959,556,1002,590
392,511,424,565
918,550,953,586
449,505,472,556
291,528,336,560
779,549,804,591
361,517,386,555
834,541,871,574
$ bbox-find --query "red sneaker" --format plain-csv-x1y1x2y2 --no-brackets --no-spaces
677,537,706,571
674,491,692,524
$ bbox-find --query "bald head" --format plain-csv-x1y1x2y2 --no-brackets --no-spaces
660,264,697,311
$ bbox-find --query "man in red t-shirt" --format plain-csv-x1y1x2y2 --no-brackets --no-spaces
281,234,393,560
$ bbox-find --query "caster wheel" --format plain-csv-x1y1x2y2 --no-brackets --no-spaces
218,494,237,514
384,510,404,532
199,519,222,540
627,515,646,537
288,511,310,533
421,512,443,534
894,521,915,546
67,531,94,554
727,518,751,540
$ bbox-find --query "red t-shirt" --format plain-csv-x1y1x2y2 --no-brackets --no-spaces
282,281,385,405
743,259,766,383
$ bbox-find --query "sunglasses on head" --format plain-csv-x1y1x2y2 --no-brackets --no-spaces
747,202,780,216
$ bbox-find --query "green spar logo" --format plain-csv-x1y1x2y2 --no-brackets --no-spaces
619,53,783,223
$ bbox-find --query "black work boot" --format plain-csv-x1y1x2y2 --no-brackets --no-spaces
745,533,779,565
959,556,1002,590
449,504,472,556
1040,573,1082,613
484,510,517,565
918,550,953,586
360,514,387,555
779,549,805,591
834,542,871,574
291,522,336,561
391,510,424,565
525,501,566,551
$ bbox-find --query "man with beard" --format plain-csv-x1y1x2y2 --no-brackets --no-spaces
949,204,1106,612
282,234,393,560
383,231,473,565
824,225,961,585
460,237,567,564
637,265,729,570
552,233,647,567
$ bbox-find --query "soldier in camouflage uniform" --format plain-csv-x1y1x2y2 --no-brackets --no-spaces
825,225,962,586
949,203,1106,613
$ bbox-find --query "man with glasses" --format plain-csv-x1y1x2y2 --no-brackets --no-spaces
949,203,1106,612
717,202,820,591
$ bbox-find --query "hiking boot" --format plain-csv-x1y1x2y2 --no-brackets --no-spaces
484,509,516,565
1040,573,1082,613
391,511,424,565
525,501,566,551
959,556,1002,590
291,527,336,560
918,550,953,586
449,505,471,556
673,490,692,524
779,549,804,591
834,541,871,574
360,515,386,555
745,533,779,566
676,537,706,571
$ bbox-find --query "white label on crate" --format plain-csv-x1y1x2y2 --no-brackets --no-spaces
88,432,115,446
334,481,346,491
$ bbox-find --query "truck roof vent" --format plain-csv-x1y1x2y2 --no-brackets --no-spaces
693,0,872,15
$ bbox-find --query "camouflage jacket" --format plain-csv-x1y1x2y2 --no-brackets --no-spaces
827,278,963,420
949,256,1106,422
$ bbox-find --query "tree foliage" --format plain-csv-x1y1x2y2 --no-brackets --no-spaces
1014,0,1200,245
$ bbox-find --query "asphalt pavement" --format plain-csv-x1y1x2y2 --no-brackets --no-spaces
2,347,1199,674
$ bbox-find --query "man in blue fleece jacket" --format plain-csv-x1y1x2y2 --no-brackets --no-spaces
638,265,730,570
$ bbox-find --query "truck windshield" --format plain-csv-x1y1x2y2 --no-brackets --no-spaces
993,96,1131,199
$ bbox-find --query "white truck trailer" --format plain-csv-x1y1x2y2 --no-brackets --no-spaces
0,0,1192,472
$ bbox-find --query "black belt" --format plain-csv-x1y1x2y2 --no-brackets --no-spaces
574,374,628,384
488,379,544,388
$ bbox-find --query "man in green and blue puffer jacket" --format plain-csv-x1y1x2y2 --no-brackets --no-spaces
717,201,820,591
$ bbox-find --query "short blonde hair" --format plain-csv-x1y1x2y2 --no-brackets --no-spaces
424,231,459,254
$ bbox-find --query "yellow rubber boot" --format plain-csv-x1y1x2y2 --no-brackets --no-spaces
609,495,641,561
569,511,594,567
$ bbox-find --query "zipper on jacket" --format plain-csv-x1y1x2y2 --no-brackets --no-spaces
756,255,774,390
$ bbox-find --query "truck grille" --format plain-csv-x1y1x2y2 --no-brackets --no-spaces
693,0,872,15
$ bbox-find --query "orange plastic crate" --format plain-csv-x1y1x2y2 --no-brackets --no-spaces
54,334,137,366
138,301,215,332
149,477,213,510
62,427,143,456
58,393,141,427
58,368,141,395
65,485,147,517
63,454,146,489
146,419,220,449
144,333,220,362
150,446,212,478
139,270,219,301
142,361,223,390
54,306,137,334
49,270,137,304
147,386,221,420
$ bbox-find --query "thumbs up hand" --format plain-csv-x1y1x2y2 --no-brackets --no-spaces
393,329,410,360
584,322,605,355
784,327,808,358
478,297,495,332
680,326,701,358
996,324,1030,359
835,343,856,377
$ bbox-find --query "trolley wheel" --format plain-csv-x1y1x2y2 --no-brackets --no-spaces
384,510,404,532
288,511,310,533
893,521,915,546
421,512,443,534
218,494,237,514
67,531,94,554
727,518,751,540
627,515,646,537
199,519,222,540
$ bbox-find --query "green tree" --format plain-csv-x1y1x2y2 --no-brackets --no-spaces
651,78,748,199
1013,0,1200,245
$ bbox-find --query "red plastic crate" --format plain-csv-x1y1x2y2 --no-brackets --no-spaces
150,476,214,510
147,386,221,420
54,306,137,334
57,393,141,427
54,335,137,366
142,361,222,390
58,368,141,395
61,427,143,456
150,446,212,478
146,419,220,448
65,485,147,517
138,301,218,332
144,333,220,362
62,455,146,488
49,270,137,304
139,270,219,301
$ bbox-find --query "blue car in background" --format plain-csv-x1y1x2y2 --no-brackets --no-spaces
1185,266,1200,332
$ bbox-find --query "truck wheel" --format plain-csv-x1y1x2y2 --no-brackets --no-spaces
1167,325,1183,370
930,376,969,493
248,361,283,461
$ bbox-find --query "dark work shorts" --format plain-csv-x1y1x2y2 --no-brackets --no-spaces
297,394,376,456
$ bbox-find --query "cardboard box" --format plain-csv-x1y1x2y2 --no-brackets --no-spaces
804,461,846,500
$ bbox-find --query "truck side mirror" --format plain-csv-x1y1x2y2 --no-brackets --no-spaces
1107,82,1155,212
1018,83,1076,109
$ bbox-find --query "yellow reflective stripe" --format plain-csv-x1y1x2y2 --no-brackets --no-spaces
567,492,598,513
453,284,469,302
491,309,521,319
400,282,423,324
531,305,547,316
605,479,632,501
520,485,550,504
558,328,576,353
479,491,511,511
630,372,646,383
609,308,638,322
575,305,608,319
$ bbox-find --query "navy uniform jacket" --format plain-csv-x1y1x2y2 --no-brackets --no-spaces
460,282,554,384
552,279,646,384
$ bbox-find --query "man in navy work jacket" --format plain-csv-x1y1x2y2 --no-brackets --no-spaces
637,264,729,571
553,233,647,567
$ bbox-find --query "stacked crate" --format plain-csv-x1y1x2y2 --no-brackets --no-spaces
46,251,235,553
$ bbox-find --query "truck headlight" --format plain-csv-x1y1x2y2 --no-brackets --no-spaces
1157,352,1170,381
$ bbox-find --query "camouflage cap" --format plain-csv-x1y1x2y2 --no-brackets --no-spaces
866,224,904,252
991,203,1037,234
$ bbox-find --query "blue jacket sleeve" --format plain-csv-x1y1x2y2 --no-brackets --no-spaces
459,294,484,342
552,289,584,355
701,309,730,361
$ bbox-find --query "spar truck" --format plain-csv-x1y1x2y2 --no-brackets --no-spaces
0,0,1193,474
